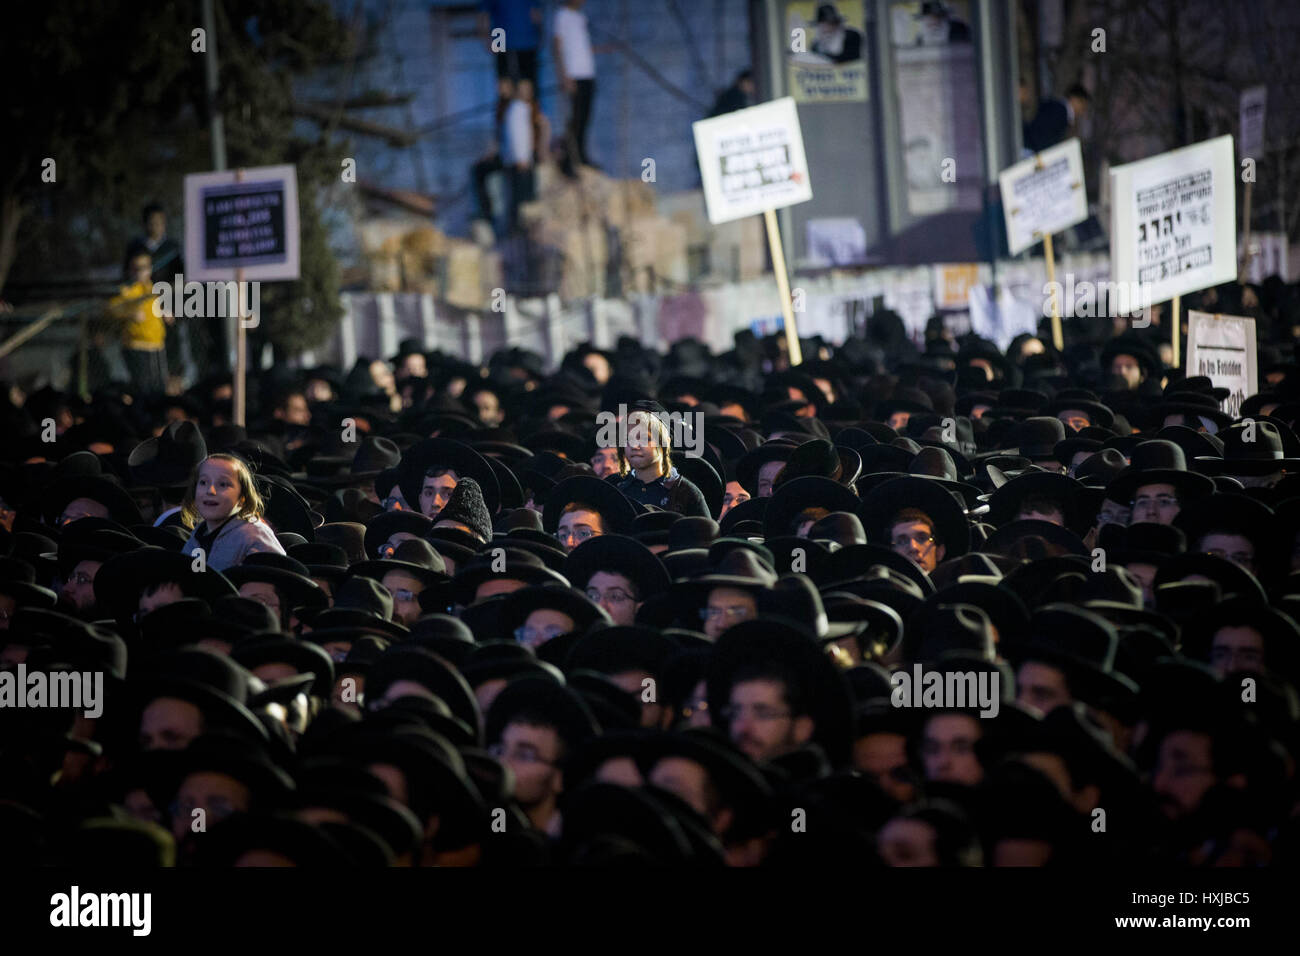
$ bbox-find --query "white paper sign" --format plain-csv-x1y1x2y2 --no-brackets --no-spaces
184,164,301,281
1109,136,1236,304
693,97,813,225
1239,86,1267,159
999,138,1089,255
1186,310,1257,418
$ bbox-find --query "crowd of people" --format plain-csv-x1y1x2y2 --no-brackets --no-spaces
0,280,1298,867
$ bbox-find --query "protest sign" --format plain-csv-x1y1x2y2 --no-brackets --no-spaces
999,139,1088,256
1187,310,1257,419
184,164,300,281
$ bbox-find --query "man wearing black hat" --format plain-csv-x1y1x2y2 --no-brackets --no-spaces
486,677,598,835
614,405,709,516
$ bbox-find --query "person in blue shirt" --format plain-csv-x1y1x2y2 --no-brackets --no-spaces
480,0,542,86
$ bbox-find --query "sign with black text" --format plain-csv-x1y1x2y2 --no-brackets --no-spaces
1186,310,1257,419
184,164,300,281
1109,136,1236,304
693,98,813,225
999,138,1088,255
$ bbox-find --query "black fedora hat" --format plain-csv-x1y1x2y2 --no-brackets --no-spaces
93,548,236,627
223,556,329,614
1008,604,1138,708
363,644,481,735
128,421,207,489
562,534,671,599
980,518,1087,558
1150,391,1233,431
542,475,639,536
1096,521,1186,566
859,475,970,558
763,475,860,538
362,511,432,560
988,471,1087,533
449,548,568,607
1002,417,1068,461
1196,420,1300,477
824,543,935,596
1106,440,1216,505
396,438,501,515
500,585,611,643
486,674,601,750
42,474,143,528
1046,396,1114,430
130,647,270,744
231,636,336,698
705,618,855,766
1173,492,1273,552
350,538,450,589
735,440,798,496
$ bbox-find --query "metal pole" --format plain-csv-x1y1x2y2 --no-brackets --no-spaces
202,0,227,171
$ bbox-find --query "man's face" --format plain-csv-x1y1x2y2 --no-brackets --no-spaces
1151,729,1216,820
282,394,311,426
878,817,939,867
59,559,103,613
757,460,786,498
1016,502,1065,526
172,771,251,843
1069,451,1094,475
380,570,425,627
583,352,612,384
557,508,603,552
1124,562,1157,606
721,481,750,517
146,211,167,240
514,608,575,649
853,732,914,804
649,756,715,820
377,530,421,560
585,570,640,626
420,471,458,519
59,497,110,528
1016,661,1071,716
400,353,427,379
724,678,810,763
138,581,186,619
473,391,502,426
139,697,205,751
921,713,984,786
1130,482,1180,525
1095,498,1130,530
238,581,282,620
703,586,757,640
496,722,563,808
1111,355,1143,389
1199,533,1255,574
589,447,620,478
888,412,911,431
475,577,527,602
1209,625,1265,676
889,519,944,572
1057,409,1091,433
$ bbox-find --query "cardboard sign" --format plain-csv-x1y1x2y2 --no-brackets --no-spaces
933,263,980,310
1109,136,1236,304
184,164,300,281
999,138,1088,255
1186,310,1257,418
693,98,814,225
1239,86,1267,159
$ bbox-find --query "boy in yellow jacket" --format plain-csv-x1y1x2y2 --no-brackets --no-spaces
109,252,172,396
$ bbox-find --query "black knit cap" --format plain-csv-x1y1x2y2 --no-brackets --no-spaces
432,476,493,543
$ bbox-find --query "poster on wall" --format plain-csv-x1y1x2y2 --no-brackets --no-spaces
785,0,869,103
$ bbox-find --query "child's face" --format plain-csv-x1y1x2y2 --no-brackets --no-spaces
196,460,245,523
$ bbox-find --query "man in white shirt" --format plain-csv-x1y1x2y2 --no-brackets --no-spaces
552,0,596,177
503,79,537,232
